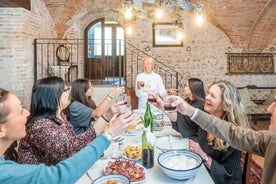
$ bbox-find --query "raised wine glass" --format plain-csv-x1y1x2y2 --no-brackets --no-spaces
164,95,177,113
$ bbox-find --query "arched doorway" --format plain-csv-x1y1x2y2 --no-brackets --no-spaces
84,18,125,84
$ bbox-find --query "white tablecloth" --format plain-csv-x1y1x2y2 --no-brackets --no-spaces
76,110,214,184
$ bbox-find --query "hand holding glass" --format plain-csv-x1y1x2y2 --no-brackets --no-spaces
115,93,128,104
164,96,177,113
147,92,157,102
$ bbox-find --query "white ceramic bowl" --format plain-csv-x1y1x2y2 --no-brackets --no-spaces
158,149,203,180
92,174,130,184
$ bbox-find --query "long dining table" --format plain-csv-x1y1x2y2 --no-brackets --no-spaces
76,109,214,184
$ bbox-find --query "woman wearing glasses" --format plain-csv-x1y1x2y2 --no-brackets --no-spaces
18,76,131,166
0,87,131,183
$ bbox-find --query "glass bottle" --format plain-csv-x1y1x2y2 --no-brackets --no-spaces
142,102,154,169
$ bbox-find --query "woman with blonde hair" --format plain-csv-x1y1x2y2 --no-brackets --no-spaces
135,57,167,109
151,80,248,184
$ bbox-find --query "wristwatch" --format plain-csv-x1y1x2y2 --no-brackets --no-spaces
102,132,113,143
203,155,209,162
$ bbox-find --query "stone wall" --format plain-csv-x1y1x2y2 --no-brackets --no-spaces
0,0,57,108
63,12,276,90
124,17,276,89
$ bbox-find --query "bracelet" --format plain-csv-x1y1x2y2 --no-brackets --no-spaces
105,97,112,103
101,114,110,122
102,132,113,143
203,155,209,162
107,94,113,99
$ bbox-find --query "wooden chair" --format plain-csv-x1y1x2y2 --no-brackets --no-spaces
126,89,138,110
242,152,252,184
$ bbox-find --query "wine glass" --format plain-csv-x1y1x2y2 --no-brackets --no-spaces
118,104,132,115
147,92,157,103
164,96,177,113
115,93,128,104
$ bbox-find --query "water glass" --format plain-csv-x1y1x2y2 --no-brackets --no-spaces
118,104,132,115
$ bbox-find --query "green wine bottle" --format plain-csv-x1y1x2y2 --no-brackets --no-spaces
142,102,154,168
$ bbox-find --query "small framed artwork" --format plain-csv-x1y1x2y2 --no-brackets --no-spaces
152,22,183,47
226,53,275,74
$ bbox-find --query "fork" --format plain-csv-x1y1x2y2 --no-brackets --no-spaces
113,136,124,142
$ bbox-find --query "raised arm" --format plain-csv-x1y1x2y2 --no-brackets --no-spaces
93,86,125,118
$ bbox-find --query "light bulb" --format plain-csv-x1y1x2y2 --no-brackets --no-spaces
126,26,132,35
125,8,132,19
196,14,204,25
155,8,163,19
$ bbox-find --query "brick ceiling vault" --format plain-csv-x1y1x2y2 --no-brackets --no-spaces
40,0,276,51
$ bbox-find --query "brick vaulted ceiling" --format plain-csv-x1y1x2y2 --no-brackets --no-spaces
1,0,275,51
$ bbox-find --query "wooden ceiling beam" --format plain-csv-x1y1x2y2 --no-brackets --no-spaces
0,0,31,10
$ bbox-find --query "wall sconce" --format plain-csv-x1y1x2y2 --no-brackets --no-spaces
145,46,151,52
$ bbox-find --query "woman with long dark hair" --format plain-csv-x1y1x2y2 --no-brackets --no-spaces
0,87,131,183
171,78,205,141
18,76,129,166
69,78,125,134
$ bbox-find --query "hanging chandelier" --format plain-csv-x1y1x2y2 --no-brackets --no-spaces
121,0,205,24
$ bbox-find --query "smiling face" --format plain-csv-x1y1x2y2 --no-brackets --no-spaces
204,84,225,117
1,93,30,142
143,58,154,74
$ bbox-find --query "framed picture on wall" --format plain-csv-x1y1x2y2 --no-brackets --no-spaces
226,53,275,74
152,23,183,47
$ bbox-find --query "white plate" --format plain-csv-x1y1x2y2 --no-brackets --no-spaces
156,136,188,151
122,124,143,136
103,143,116,157
104,159,146,184
122,130,142,136
122,145,142,161
92,174,130,184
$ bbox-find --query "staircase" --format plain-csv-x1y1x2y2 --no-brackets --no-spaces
34,39,183,91
124,42,183,90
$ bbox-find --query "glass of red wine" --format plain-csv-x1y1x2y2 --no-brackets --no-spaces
164,96,177,113
147,92,157,103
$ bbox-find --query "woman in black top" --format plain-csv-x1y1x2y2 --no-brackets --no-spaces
152,80,248,184
171,78,205,141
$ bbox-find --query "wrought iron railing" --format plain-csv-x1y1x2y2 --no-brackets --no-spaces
124,42,183,90
33,38,183,90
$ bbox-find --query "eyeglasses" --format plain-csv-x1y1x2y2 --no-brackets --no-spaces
63,87,71,93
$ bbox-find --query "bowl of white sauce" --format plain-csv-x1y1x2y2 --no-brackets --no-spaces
158,149,203,180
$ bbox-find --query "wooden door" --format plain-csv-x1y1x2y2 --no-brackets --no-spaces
84,19,124,80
